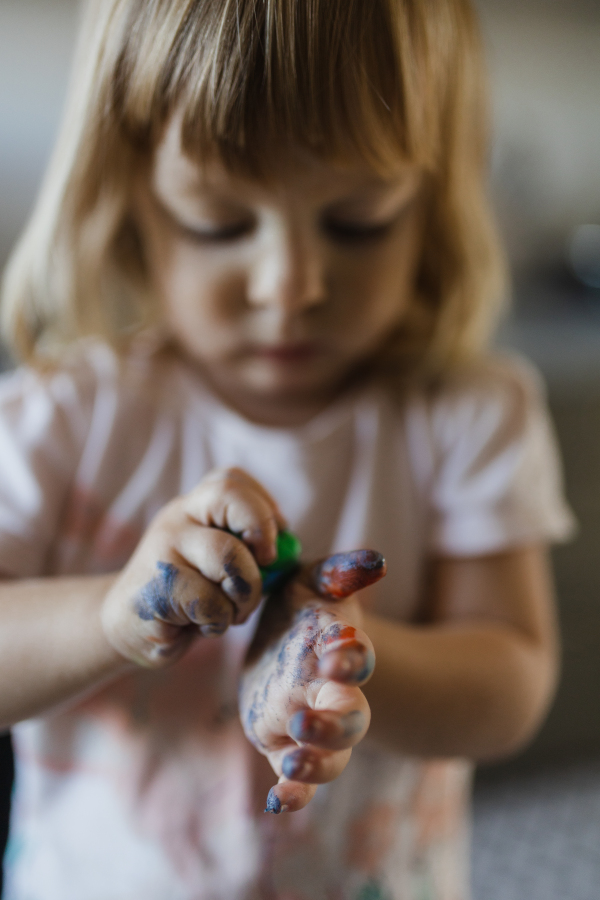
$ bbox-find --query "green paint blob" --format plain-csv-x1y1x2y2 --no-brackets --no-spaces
356,881,389,900
259,530,302,592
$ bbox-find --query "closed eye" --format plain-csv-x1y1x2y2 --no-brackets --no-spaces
151,193,255,244
179,220,254,243
323,218,396,244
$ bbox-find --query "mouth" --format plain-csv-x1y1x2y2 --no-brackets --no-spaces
250,342,320,363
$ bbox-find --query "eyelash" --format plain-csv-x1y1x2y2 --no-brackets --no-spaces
177,216,397,246
182,221,254,243
323,219,395,244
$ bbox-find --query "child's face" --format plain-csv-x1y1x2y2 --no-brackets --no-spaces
136,116,424,423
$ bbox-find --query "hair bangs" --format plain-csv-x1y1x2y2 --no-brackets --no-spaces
114,0,442,177
3,0,505,372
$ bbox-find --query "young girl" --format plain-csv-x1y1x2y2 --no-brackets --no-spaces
0,0,575,898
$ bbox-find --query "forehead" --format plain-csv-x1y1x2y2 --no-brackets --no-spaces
152,114,421,206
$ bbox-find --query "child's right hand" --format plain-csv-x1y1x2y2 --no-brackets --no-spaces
101,468,286,668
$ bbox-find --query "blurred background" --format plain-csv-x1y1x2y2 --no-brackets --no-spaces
0,0,599,896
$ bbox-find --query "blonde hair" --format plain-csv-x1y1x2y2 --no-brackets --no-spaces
1,0,506,377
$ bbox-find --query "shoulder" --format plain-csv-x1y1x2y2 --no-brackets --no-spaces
424,354,546,450
0,339,178,446
378,353,547,450
393,355,575,554
429,353,544,417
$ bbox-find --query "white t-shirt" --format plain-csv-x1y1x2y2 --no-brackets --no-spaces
0,342,574,900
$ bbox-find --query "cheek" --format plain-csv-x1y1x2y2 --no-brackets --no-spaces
159,248,245,332
332,226,421,344
332,253,411,341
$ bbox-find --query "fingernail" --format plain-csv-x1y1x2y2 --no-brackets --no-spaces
289,710,323,743
322,647,375,683
223,556,253,601
200,623,228,638
290,709,364,742
353,648,376,683
341,710,365,738
356,650,375,681
282,749,312,781
264,789,289,814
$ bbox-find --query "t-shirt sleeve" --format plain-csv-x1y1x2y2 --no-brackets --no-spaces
0,366,90,577
427,357,576,556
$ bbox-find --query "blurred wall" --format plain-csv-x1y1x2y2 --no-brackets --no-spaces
478,0,600,270
0,0,80,270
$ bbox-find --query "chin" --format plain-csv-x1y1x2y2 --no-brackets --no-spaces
241,358,336,398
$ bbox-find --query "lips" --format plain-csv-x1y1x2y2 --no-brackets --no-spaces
251,342,319,363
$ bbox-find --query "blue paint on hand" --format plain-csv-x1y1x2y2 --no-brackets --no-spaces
264,789,283,814
282,748,309,780
223,557,252,599
289,710,316,742
135,562,179,621
340,710,365,738
353,648,376,684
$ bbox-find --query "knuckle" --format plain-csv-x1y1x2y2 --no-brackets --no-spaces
150,498,182,532
204,466,246,488
146,518,178,553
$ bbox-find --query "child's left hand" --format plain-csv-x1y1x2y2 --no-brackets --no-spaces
239,550,385,814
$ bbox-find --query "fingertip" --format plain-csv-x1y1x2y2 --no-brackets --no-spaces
264,788,289,815
272,502,288,531
288,709,367,748
264,781,317,814
199,622,229,638
311,550,387,599
319,646,375,685
221,549,262,610
289,709,317,743
243,527,278,568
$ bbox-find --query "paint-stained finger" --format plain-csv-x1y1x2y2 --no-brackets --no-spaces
317,621,376,684
134,559,234,635
276,745,352,785
264,781,317,815
288,708,368,751
175,527,263,622
184,468,287,565
319,645,375,684
304,550,387,599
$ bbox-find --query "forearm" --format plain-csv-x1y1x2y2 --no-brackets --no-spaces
362,613,558,761
0,575,130,728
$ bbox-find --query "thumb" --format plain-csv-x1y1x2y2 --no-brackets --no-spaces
305,550,387,599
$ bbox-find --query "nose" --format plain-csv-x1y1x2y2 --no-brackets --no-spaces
247,221,326,312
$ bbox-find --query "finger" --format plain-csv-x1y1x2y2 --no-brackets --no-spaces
176,528,262,623
305,550,387,599
185,469,286,565
317,621,376,685
319,646,375,684
134,560,234,636
274,745,352,785
264,781,317,815
288,708,368,751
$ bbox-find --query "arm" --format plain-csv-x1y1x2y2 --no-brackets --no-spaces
0,574,126,729
362,544,559,761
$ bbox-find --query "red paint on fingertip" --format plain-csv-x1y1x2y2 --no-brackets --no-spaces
321,625,357,646
312,550,387,599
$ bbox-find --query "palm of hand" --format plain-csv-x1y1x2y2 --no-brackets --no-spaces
239,551,384,814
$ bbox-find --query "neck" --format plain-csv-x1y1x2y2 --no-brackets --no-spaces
205,380,342,428
170,349,358,427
